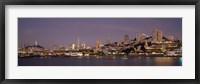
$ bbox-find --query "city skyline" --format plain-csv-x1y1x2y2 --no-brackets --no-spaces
18,18,182,49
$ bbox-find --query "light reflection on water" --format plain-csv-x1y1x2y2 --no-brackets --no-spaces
18,56,182,66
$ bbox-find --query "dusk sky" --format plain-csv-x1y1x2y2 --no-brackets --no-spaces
18,18,182,49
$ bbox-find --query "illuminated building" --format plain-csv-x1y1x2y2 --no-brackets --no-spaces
144,40,149,49
82,42,86,49
152,29,163,43
35,41,38,46
86,45,91,49
106,36,110,44
167,35,175,41
136,33,147,43
124,34,129,43
72,44,75,50
96,39,102,49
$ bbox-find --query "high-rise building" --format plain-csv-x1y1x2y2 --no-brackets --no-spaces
106,36,110,44
96,39,102,49
136,33,147,43
124,34,129,42
35,41,38,46
144,40,149,49
82,42,86,49
152,29,163,43
72,44,75,50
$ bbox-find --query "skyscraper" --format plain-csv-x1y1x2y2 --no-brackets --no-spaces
71,44,75,50
82,42,86,49
124,34,129,42
152,29,163,43
106,36,110,44
35,41,38,46
96,39,102,49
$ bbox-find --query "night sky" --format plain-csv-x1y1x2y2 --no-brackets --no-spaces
18,18,182,49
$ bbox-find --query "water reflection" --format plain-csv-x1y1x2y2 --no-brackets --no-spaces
154,57,175,66
18,56,182,66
